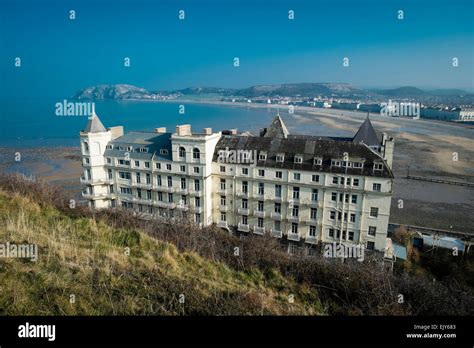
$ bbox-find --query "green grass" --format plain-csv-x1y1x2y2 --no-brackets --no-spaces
0,191,325,315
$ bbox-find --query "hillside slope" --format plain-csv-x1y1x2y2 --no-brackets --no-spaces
0,191,323,315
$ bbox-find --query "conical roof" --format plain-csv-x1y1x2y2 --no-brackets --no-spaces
84,106,107,133
264,113,289,139
353,116,379,146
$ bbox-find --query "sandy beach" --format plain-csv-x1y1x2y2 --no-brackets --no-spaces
1,100,473,232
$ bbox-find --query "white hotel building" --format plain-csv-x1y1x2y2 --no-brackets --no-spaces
80,111,394,252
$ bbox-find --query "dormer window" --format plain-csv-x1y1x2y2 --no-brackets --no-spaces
373,162,383,171
353,162,363,168
106,144,113,150
259,152,267,161
313,157,322,166
140,148,148,153
342,161,351,168
160,149,169,155
331,159,341,167
276,153,285,163
118,146,124,151
127,146,133,152
294,155,303,164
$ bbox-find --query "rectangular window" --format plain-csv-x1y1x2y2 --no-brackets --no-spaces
309,225,316,237
312,174,319,182
137,188,142,199
351,195,358,204
135,160,140,167
221,196,226,206
181,178,186,189
242,181,248,194
194,179,200,191
258,169,265,177
242,215,248,225
120,187,132,194
119,171,131,180
193,167,199,174
353,178,359,187
276,154,284,162
291,223,298,234
242,167,248,175
108,169,113,180
274,220,281,231
167,176,172,187
257,218,264,228
146,173,151,184
331,192,337,201
310,208,317,220
370,207,379,218
258,201,264,212
292,187,300,200
195,197,200,207
145,161,150,168
258,182,264,195
147,190,152,200
180,165,186,172
166,164,171,171
275,184,282,197
348,231,354,241
274,203,281,213
220,178,226,190
168,193,173,203
221,212,227,222
242,198,248,209
330,211,336,220
156,163,161,170
275,171,282,179
332,176,338,184
368,226,377,236
158,192,163,201
373,183,381,192
311,189,318,201
329,228,335,238
157,175,162,186
367,241,375,250
136,172,141,183
220,165,225,173
293,172,301,180
292,205,299,217
350,213,356,222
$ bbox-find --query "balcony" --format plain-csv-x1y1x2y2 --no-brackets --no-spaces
176,187,188,195
270,211,281,220
217,187,227,195
80,177,113,185
81,192,111,200
191,206,203,213
219,205,228,212
237,223,250,232
253,210,265,218
132,196,153,204
176,204,189,211
305,234,318,244
270,229,282,238
236,191,249,199
287,215,300,223
305,218,318,225
253,226,265,235
269,195,282,202
131,181,153,189
188,189,203,197
237,207,249,215
155,185,173,193
287,232,300,242
217,221,228,229
153,201,176,209
301,199,319,207
253,192,265,200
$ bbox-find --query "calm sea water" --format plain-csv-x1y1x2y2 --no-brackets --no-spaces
0,97,280,148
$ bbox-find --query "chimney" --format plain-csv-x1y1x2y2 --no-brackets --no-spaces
176,124,192,136
203,127,212,135
155,127,167,133
230,128,238,135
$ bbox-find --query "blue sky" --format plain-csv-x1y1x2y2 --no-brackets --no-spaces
0,0,473,97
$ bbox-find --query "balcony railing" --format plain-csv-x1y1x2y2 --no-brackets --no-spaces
287,232,300,242
253,192,265,200
217,221,228,229
176,187,188,195
188,189,203,196
217,188,227,195
270,211,281,220
154,185,174,193
253,210,265,218
237,207,249,215
270,229,282,238
238,223,250,232
236,191,249,198
287,215,300,223
253,226,265,235
80,177,113,185
219,205,228,212
305,218,318,225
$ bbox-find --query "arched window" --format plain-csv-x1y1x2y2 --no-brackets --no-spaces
179,146,186,158
193,148,200,159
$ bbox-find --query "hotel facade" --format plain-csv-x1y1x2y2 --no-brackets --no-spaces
80,111,394,252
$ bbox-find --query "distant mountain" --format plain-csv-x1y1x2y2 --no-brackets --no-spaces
233,83,364,97
172,86,236,95
428,89,470,96
375,86,426,97
74,84,151,100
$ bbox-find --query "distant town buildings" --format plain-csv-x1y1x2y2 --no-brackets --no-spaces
80,111,395,253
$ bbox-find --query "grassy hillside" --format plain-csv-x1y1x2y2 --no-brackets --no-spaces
0,191,323,315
